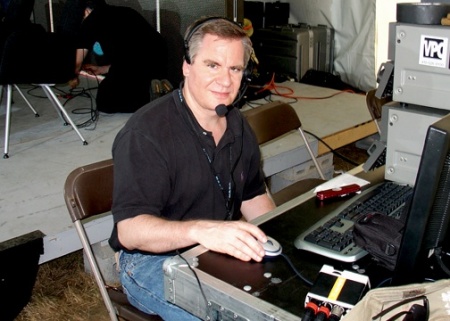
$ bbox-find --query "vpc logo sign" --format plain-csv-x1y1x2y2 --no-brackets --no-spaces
419,35,448,68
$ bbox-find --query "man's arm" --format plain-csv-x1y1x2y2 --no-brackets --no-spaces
83,64,110,75
240,192,276,222
68,48,89,88
117,214,269,262
75,48,88,73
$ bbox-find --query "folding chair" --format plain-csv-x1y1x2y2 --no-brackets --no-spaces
243,101,327,205
366,88,392,135
64,159,162,321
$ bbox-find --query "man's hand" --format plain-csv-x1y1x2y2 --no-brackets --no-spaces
68,77,79,89
191,220,267,262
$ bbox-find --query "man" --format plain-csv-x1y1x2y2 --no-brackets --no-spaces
70,0,167,113
109,17,276,320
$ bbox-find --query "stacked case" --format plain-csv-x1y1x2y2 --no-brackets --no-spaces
252,24,334,81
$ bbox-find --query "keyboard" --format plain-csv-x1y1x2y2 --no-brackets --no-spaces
294,181,413,262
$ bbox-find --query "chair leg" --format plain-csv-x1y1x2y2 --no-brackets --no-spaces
3,84,42,158
39,85,69,125
40,84,88,146
74,221,119,321
14,85,40,117
297,128,326,180
3,85,13,159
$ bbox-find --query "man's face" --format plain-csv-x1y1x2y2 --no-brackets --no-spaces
182,34,245,114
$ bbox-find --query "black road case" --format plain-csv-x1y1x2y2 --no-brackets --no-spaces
252,25,334,81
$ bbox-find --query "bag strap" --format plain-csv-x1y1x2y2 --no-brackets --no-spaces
371,295,429,320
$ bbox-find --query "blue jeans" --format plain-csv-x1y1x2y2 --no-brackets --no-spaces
119,251,201,321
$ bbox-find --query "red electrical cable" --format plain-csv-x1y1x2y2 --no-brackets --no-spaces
258,73,359,100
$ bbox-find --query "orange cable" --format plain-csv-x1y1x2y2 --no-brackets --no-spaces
258,72,360,100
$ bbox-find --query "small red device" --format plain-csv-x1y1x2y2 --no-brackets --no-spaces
316,184,361,201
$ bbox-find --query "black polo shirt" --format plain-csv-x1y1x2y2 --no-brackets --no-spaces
109,90,266,251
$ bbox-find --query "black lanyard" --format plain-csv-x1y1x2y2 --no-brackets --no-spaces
201,146,235,220
177,89,236,219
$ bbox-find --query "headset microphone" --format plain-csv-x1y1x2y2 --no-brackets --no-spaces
215,75,250,117
215,104,232,117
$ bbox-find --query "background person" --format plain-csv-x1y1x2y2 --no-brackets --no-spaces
69,0,167,113
109,17,276,320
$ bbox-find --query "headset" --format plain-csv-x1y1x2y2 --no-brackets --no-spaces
183,16,254,116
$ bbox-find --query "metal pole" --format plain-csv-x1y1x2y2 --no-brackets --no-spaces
156,0,161,33
48,0,54,32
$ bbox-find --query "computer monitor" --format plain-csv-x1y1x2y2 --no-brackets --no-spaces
391,112,450,285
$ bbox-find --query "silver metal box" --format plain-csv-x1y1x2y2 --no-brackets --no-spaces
383,102,448,185
393,23,450,110
163,246,302,321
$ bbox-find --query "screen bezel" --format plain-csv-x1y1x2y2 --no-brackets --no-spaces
391,113,450,285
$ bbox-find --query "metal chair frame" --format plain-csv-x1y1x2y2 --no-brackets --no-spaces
64,159,162,321
2,84,87,158
243,101,327,205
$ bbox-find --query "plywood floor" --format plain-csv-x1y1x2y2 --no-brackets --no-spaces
0,80,131,263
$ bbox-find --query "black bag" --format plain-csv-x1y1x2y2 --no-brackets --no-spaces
353,213,405,271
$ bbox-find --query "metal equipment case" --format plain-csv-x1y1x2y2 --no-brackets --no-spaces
381,102,449,186
163,246,302,321
393,23,450,111
162,201,317,321
252,25,334,81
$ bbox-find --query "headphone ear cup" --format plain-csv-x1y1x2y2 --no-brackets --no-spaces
184,40,191,64
237,60,252,100
242,58,253,84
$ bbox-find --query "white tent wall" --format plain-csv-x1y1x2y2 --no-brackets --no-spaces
246,0,413,92
288,0,377,91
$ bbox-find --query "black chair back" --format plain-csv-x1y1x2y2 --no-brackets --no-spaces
0,25,76,85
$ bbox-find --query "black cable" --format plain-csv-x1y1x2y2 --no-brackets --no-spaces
303,301,319,321
372,295,429,320
22,82,99,129
242,96,363,168
374,277,393,289
435,248,450,277
64,47,102,129
303,129,360,167
26,85,48,98
63,86,99,129
280,253,314,286
314,303,331,321
329,304,345,321
176,251,212,320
